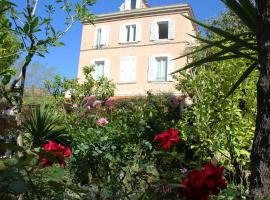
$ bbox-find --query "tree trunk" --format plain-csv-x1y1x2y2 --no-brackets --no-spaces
250,0,270,199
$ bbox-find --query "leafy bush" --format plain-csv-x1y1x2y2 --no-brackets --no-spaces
22,106,70,148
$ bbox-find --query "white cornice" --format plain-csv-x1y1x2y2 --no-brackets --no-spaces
83,4,194,24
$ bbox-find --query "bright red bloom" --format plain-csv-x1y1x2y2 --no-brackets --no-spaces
154,128,180,150
39,141,71,167
179,162,227,200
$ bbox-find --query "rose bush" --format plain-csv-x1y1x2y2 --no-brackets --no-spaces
39,140,71,167
154,128,181,150
179,162,227,200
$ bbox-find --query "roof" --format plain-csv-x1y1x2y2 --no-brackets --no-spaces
83,4,194,24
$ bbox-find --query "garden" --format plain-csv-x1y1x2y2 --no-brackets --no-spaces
0,0,270,199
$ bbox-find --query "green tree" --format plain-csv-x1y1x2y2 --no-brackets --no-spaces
173,0,270,198
0,0,95,108
0,12,21,102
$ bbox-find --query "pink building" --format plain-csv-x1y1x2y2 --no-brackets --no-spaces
78,0,196,96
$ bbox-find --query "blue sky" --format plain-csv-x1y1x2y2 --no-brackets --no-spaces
18,0,226,79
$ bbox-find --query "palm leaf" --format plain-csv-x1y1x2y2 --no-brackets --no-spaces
238,0,256,18
182,14,257,51
226,62,258,97
187,34,257,61
172,50,242,74
221,0,256,33
23,107,70,148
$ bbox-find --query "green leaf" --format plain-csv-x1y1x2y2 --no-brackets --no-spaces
182,14,257,52
238,0,256,18
221,0,256,33
0,161,7,171
1,75,11,85
1,143,24,152
23,24,29,34
55,42,65,47
226,62,258,98
187,34,257,61
31,17,39,30
172,50,242,74
9,180,27,193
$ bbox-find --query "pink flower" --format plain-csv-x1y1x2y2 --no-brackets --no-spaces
97,117,108,126
154,128,180,150
105,99,114,106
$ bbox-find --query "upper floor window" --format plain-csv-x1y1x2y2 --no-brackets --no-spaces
126,24,136,42
148,55,174,82
94,26,109,48
131,0,136,9
158,21,169,39
150,19,175,41
119,23,141,44
90,59,110,80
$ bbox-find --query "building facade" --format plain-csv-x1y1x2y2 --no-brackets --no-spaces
78,0,196,96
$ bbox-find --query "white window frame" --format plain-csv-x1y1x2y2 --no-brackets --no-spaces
90,58,110,80
94,25,110,48
119,56,137,84
119,22,141,44
148,54,174,83
150,18,175,41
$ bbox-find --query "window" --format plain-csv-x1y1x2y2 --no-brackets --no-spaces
157,21,169,39
126,25,136,42
148,55,174,82
95,26,109,48
150,19,174,41
95,61,105,79
119,57,136,83
91,59,110,80
155,57,168,81
119,23,141,43
131,0,136,9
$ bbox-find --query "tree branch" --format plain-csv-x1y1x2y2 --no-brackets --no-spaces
31,0,38,16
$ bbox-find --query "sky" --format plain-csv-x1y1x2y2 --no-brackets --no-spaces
15,0,226,79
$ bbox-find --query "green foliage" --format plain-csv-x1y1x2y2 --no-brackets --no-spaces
173,0,257,97
66,94,187,199
93,76,115,101
174,10,257,187
0,143,84,200
44,65,115,102
22,106,70,148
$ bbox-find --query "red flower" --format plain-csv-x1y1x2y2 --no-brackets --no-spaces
154,128,180,150
39,141,71,167
179,162,227,200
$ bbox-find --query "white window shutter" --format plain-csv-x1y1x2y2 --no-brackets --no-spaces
94,28,99,47
136,0,141,8
150,21,157,41
167,56,174,81
104,59,110,78
125,0,131,10
119,25,126,43
168,19,175,40
130,57,136,82
119,58,126,83
148,56,156,81
105,26,110,47
136,23,142,42
100,27,107,45
120,3,125,11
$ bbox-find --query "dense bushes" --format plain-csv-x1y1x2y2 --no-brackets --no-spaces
65,94,189,199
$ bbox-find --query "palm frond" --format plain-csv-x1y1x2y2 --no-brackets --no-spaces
22,107,70,148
